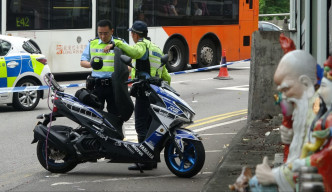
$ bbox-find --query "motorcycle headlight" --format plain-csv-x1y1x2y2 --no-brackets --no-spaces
177,103,193,121
183,109,192,120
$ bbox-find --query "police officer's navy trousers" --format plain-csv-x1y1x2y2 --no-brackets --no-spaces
93,84,119,116
134,95,151,142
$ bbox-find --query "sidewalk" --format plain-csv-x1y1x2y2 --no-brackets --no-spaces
202,116,283,192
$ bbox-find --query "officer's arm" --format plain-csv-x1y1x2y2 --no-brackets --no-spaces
80,60,91,68
161,65,171,85
80,42,91,68
114,39,146,59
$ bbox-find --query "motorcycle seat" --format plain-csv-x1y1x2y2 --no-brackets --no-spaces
99,110,124,140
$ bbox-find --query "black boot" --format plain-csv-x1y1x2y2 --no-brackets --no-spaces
128,163,154,170
137,136,145,144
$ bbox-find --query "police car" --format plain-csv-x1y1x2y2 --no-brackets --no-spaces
0,35,51,110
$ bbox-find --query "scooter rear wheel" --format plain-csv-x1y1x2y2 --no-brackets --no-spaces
164,139,205,178
37,140,78,173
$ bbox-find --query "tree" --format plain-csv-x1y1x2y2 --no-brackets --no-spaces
259,0,290,21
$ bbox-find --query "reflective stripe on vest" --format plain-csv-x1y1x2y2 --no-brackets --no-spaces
132,39,163,77
90,40,115,73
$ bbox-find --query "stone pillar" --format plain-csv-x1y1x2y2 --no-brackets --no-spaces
248,31,286,121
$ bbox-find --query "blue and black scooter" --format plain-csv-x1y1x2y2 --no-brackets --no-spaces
31,47,205,178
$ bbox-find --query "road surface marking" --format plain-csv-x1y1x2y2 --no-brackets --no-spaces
124,110,247,141
193,109,247,123
200,132,237,136
194,117,247,132
186,111,247,128
51,172,213,186
216,85,249,91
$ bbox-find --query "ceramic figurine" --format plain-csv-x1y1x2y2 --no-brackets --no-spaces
291,56,332,192
230,35,319,192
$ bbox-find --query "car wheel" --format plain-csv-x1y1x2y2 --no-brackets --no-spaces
12,78,40,111
164,38,187,72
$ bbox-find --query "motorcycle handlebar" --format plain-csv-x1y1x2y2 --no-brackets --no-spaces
45,73,64,92
126,76,163,86
125,78,139,85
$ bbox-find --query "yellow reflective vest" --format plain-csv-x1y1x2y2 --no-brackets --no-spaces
114,38,171,84
90,39,115,74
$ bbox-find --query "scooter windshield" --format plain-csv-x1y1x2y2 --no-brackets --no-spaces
112,47,134,121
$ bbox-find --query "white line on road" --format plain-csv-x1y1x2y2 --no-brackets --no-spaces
205,150,223,153
194,117,247,133
125,131,137,135
160,150,222,155
124,117,246,141
216,85,249,91
230,67,250,69
200,133,237,136
51,172,213,186
200,78,213,80
171,80,190,84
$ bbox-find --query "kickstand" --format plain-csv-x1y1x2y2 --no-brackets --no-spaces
135,163,144,173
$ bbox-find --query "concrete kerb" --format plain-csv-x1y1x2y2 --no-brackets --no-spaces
202,117,283,192
202,120,249,192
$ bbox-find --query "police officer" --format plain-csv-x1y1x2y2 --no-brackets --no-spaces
105,21,171,170
80,19,126,116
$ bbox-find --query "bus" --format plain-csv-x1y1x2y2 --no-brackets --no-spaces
0,0,258,73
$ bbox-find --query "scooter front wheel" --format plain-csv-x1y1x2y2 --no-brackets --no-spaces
164,139,205,178
37,140,78,173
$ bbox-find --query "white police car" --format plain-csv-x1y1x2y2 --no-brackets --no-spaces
0,35,51,110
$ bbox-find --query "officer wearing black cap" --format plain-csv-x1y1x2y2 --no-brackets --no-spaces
105,21,171,170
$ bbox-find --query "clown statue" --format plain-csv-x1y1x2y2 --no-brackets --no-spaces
291,56,332,192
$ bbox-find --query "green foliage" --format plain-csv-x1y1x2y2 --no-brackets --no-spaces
259,0,290,21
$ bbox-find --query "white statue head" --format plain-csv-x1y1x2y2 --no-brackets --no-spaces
274,50,317,100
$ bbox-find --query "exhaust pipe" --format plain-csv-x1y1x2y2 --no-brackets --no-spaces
32,124,76,154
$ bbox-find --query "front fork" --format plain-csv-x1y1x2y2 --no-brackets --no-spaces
169,128,202,158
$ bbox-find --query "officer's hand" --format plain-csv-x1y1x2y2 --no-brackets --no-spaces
104,44,114,53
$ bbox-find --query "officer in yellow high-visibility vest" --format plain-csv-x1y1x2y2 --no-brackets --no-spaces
80,19,126,116
105,21,171,170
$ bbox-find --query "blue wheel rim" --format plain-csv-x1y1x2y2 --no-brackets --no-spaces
167,141,196,172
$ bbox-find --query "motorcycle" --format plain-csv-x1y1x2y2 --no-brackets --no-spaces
31,47,205,178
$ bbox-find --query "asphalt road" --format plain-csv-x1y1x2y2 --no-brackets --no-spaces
0,61,250,191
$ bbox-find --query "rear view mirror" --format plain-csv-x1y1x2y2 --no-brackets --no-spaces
160,54,168,67
120,55,133,68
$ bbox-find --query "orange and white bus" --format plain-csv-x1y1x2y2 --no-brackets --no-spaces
133,0,259,72
0,0,258,73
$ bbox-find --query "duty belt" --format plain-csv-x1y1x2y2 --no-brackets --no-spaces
95,78,112,86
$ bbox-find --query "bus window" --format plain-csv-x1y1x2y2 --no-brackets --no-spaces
51,0,92,29
6,0,92,30
114,0,129,43
97,0,129,43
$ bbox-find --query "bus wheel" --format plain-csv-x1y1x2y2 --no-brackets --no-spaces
164,38,187,72
197,39,217,68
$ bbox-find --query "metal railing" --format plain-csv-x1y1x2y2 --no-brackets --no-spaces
259,13,290,17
